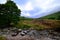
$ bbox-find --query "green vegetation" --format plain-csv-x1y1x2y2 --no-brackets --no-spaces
0,36,6,40
20,16,33,21
40,11,60,20
16,19,60,30
0,1,21,28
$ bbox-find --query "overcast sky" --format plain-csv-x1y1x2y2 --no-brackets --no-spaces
0,0,60,18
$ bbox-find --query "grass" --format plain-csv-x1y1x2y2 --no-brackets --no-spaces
16,19,60,30
0,36,6,40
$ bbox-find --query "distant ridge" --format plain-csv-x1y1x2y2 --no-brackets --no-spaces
39,11,60,20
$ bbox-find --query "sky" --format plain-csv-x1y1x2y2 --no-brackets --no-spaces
0,0,60,18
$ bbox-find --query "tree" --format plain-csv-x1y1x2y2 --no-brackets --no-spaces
0,1,21,28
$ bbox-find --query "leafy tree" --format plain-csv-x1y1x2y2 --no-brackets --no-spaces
0,1,21,28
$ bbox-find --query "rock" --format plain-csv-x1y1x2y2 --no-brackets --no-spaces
0,28,60,40
40,37,54,40
20,32,25,36
23,31,28,34
11,32,18,37
27,30,30,32
51,36,60,40
19,35,35,40
27,30,41,39
39,30,49,35
6,35,35,40
18,29,22,32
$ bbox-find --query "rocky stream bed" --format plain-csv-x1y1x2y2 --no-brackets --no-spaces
0,28,60,40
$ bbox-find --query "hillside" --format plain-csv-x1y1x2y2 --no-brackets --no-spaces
39,11,60,20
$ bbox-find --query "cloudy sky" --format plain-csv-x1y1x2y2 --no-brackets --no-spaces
0,0,60,18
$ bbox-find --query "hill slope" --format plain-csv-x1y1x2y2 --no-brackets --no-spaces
40,11,60,20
